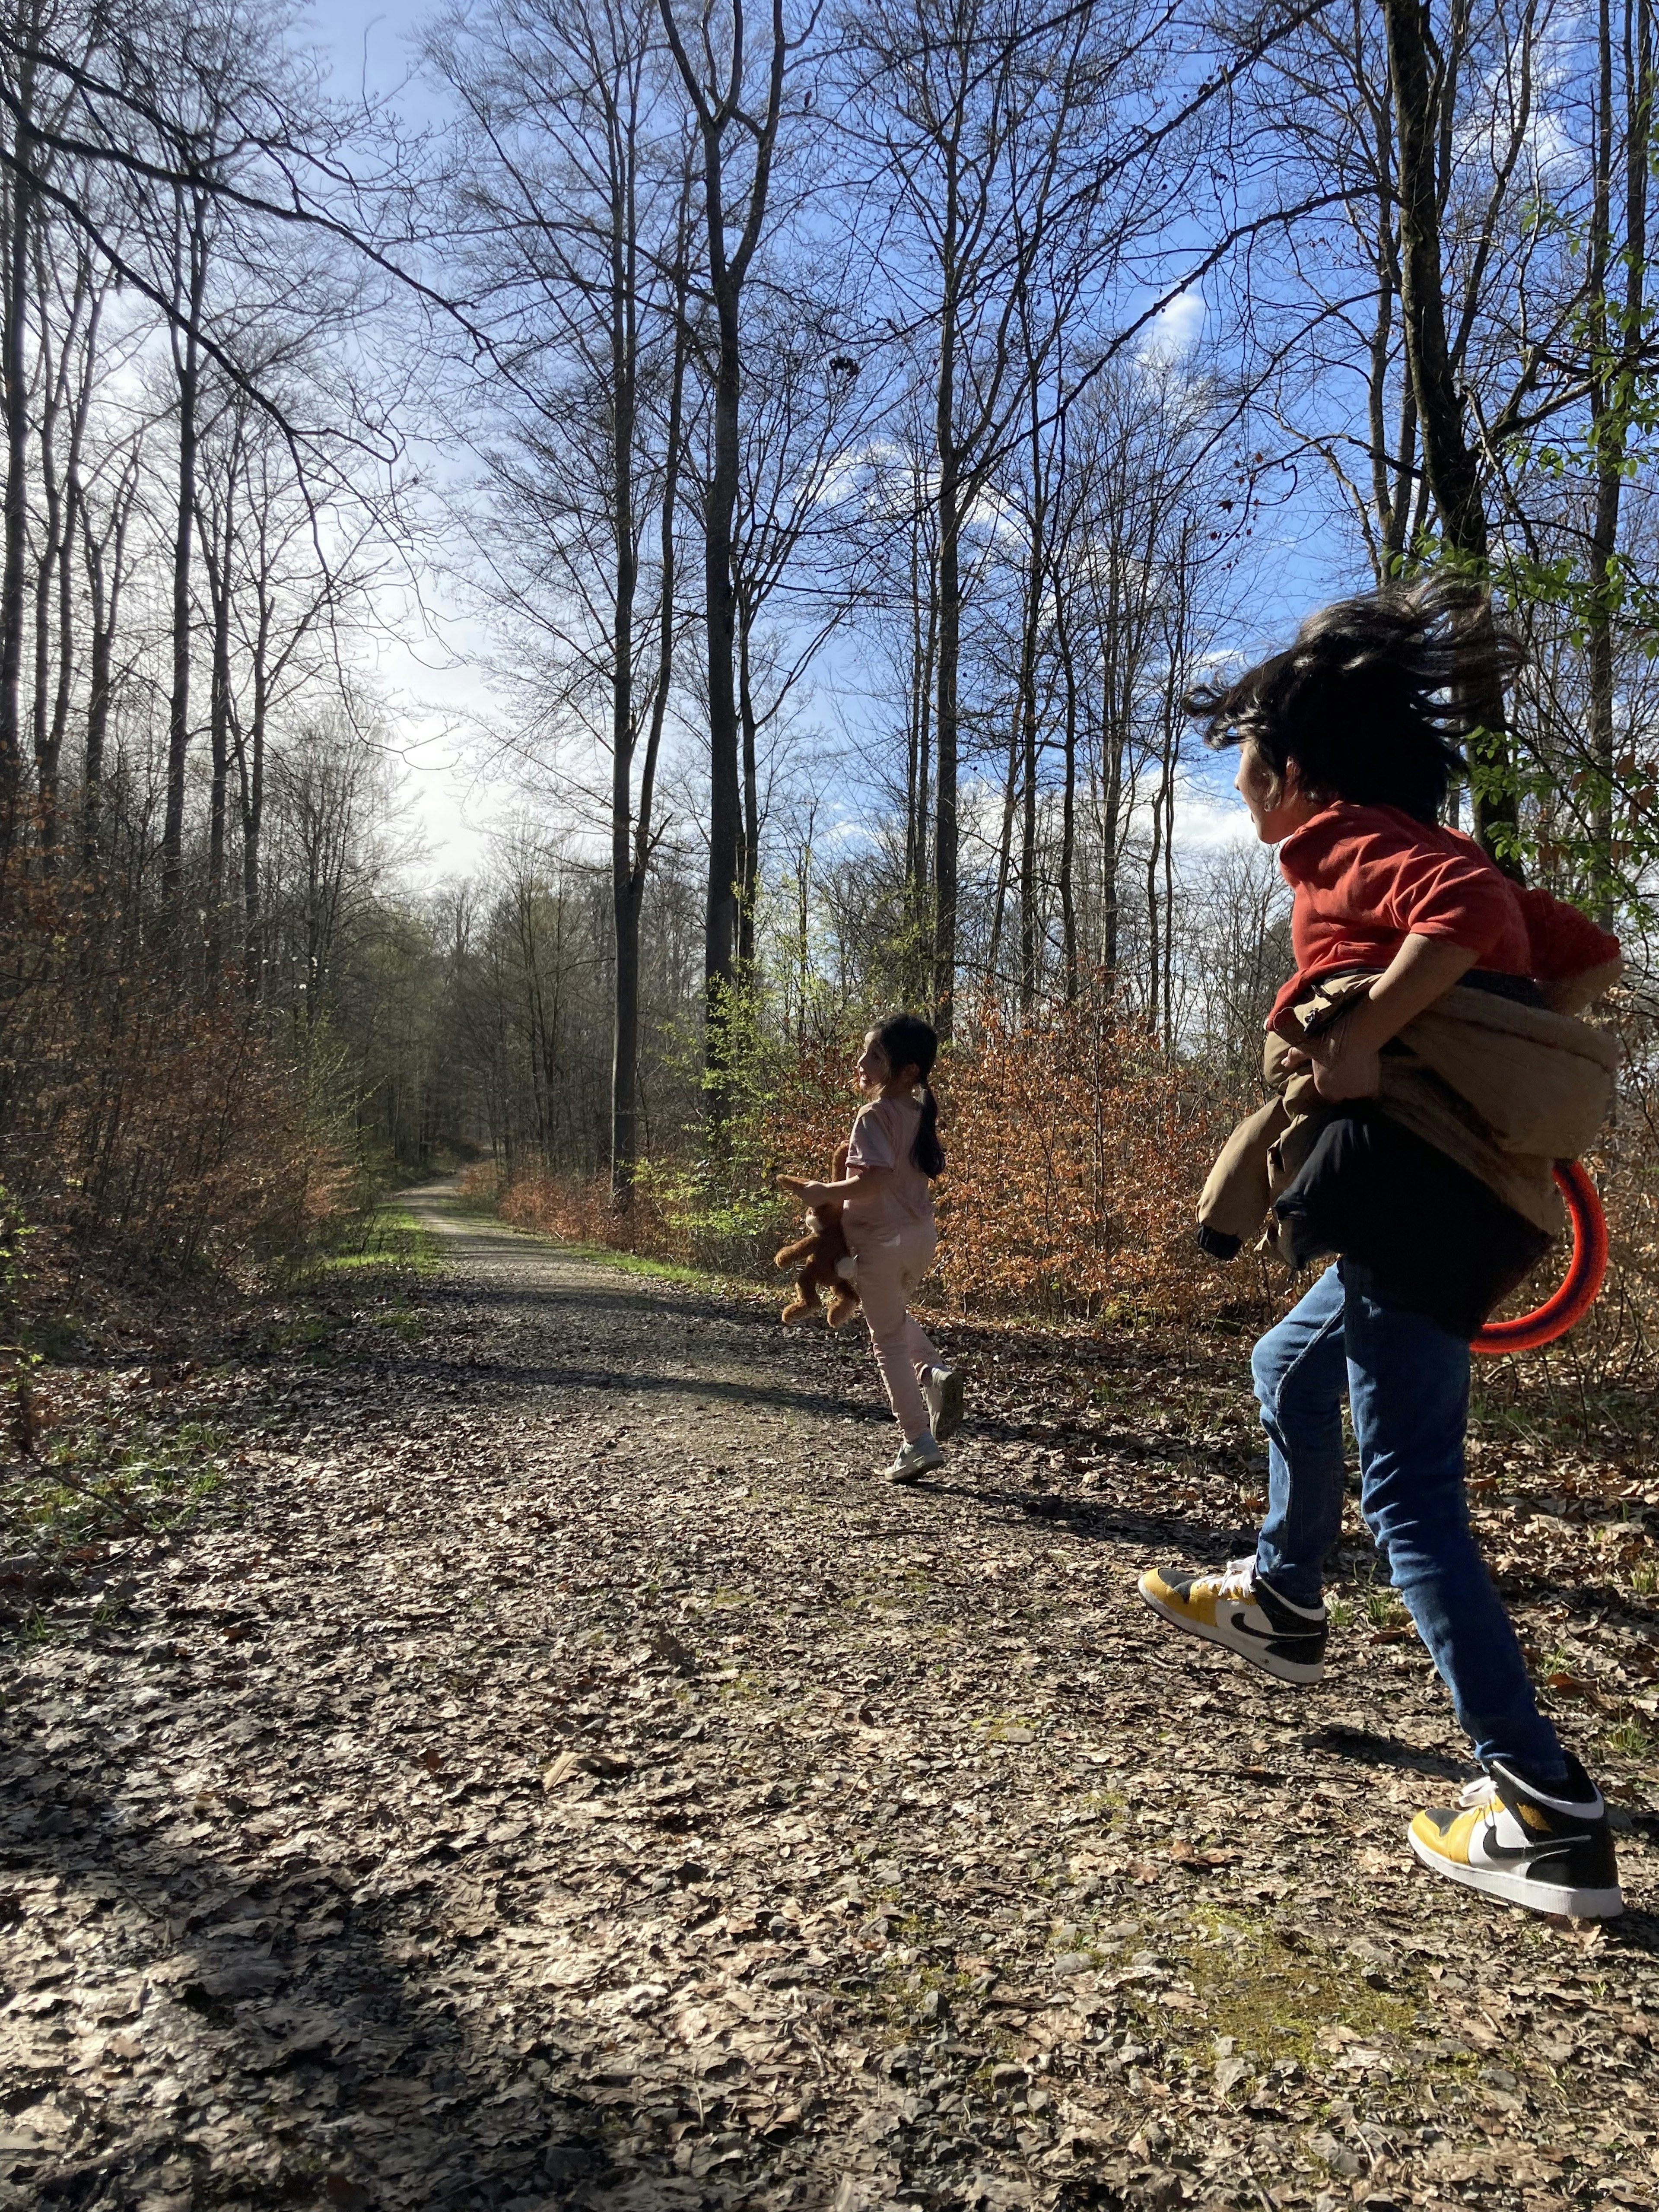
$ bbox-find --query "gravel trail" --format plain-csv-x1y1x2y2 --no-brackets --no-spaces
2,1181,1656,2212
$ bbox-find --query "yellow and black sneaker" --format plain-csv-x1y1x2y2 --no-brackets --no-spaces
1408,1755,1623,1918
1137,1556,1327,1685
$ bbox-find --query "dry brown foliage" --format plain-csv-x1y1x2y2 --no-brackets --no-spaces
0,871,353,1275
480,1163,692,1266
481,988,1659,1371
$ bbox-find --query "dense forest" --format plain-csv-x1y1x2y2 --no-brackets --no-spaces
0,0,1656,1342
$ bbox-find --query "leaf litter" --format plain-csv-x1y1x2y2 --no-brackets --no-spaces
0,1187,1656,2212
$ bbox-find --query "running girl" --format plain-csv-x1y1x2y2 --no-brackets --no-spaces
1139,579,1625,1920
782,1014,962,1482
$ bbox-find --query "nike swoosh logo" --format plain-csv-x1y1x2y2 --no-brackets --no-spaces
1474,1830,1593,1866
1223,1605,1314,1641
1221,1606,1268,1638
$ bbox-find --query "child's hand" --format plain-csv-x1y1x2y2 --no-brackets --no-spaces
1281,1036,1382,1101
777,1174,829,1209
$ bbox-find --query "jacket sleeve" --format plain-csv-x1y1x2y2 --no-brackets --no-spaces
1197,1096,1290,1253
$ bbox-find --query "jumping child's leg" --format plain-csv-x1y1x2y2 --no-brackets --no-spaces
1139,1265,1345,1683
1342,1265,1621,1916
1252,1263,1351,1606
1341,1268,1562,1774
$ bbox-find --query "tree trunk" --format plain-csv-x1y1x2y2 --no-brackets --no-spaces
737,594,759,973
702,239,743,1096
1057,592,1079,1002
931,292,961,1033
1586,0,1649,924
904,493,936,1001
985,695,1020,988
1098,649,1125,980
0,38,36,856
1382,0,1519,873
202,492,232,969
240,596,270,991
162,184,208,913
614,257,689,1200
81,453,131,875
30,232,66,861
1016,380,1046,1018
607,120,639,1201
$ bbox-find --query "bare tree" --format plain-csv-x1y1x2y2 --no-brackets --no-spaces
427,0,699,1199
655,0,800,1101
842,0,1157,1029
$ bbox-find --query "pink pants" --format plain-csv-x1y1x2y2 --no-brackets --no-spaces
850,1220,941,1443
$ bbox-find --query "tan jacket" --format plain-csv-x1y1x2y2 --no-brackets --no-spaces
1199,975,1619,1264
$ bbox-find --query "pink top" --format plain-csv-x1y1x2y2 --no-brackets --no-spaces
843,1094,934,1232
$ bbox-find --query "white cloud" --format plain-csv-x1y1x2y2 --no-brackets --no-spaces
1174,772,1256,856
1138,289,1205,364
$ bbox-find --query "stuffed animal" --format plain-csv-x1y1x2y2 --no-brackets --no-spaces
774,1145,861,1326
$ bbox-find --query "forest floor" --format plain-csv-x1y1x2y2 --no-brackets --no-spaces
2,1179,1658,2212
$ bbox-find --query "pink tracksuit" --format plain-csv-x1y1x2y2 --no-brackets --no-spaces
844,1094,941,1443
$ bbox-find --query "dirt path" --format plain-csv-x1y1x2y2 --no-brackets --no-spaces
2,1182,1656,2212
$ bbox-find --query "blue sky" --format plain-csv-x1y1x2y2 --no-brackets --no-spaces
302,0,1368,885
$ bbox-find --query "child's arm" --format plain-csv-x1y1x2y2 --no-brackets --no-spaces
779,1166,891,1208
1283,933,1481,1101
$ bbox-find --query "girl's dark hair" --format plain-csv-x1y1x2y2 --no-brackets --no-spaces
1184,578,1523,824
876,1012,944,1177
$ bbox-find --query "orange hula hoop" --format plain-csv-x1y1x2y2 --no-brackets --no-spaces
1471,1161,1608,1355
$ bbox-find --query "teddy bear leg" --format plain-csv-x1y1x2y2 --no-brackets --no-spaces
826,1286,861,1328
781,1273,820,1325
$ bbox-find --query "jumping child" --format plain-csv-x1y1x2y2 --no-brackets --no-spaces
783,1014,962,1482
1138,579,1626,1919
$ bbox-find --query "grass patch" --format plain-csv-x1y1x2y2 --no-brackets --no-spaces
236,1203,439,1363
533,1237,747,1294
1,1415,227,1575
305,1205,441,1281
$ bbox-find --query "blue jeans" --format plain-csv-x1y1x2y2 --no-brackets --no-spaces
1252,1262,1564,1777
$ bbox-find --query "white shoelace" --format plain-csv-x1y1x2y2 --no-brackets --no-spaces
1455,1777,1499,1811
1212,1557,1257,1600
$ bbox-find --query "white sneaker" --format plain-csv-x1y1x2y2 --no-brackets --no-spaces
923,1365,963,1440
885,1432,943,1483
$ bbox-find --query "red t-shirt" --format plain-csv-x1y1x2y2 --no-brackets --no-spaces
1268,802,1620,1027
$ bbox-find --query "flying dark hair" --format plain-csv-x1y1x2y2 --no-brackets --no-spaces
875,1012,944,1178
1184,578,1523,824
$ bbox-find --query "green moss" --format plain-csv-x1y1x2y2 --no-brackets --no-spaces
1171,1911,1417,2064
970,1713,1044,1742
361,1307,425,1341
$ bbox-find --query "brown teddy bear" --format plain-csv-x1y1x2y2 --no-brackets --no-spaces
774,1145,861,1327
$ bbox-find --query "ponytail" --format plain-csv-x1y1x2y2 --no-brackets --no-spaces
914,1081,945,1178
874,1011,944,1178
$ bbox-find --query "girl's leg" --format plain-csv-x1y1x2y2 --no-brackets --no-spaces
1342,1265,1566,1778
905,1314,941,1382
858,1258,932,1443
1252,1264,1351,1608
896,1228,943,1398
